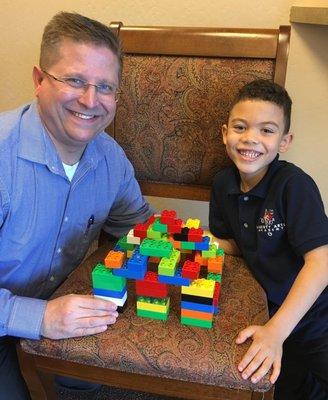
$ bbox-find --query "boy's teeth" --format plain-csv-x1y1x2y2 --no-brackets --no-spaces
73,112,94,119
240,150,260,158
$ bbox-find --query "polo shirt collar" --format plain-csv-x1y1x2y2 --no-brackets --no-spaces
227,155,281,198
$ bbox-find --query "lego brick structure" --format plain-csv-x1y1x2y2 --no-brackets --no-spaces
91,210,224,328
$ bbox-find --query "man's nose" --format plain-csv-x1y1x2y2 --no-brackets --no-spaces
78,85,99,108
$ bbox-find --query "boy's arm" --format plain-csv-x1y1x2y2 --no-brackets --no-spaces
205,230,241,256
236,244,328,384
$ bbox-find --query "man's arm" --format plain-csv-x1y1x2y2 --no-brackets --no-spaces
0,289,47,339
236,244,328,384
102,154,154,238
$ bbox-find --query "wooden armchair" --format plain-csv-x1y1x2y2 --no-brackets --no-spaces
20,23,291,400
108,23,290,201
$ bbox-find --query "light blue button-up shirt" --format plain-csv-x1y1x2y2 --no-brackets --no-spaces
0,102,152,339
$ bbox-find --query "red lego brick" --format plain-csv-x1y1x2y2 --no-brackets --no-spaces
160,209,177,224
213,282,221,306
133,223,148,239
188,228,204,243
181,260,200,280
167,218,183,234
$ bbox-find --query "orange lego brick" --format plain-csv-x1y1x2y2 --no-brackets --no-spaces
104,250,125,269
181,308,213,321
208,257,223,273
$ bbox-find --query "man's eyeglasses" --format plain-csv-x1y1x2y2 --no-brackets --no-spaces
41,70,120,101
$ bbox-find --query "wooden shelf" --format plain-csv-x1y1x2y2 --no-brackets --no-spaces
290,6,328,25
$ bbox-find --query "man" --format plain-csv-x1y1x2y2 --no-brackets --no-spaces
0,12,153,399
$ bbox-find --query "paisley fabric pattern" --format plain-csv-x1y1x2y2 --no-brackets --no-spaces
22,246,272,393
113,55,274,186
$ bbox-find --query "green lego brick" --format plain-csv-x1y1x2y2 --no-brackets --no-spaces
152,218,168,233
207,273,222,283
117,236,135,251
140,238,173,257
137,308,169,320
181,316,213,328
180,241,195,250
216,247,225,256
137,296,169,306
202,244,217,258
158,249,179,276
91,263,126,291
147,226,163,239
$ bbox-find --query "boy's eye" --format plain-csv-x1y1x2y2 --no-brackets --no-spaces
262,128,275,135
233,125,245,132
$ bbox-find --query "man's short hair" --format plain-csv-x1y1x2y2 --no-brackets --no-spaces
40,12,122,78
231,79,292,133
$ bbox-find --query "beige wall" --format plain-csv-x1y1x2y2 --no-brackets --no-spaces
1,0,327,223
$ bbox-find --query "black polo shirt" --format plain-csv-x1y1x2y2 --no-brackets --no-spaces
209,156,328,339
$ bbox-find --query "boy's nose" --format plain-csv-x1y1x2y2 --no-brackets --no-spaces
241,129,259,144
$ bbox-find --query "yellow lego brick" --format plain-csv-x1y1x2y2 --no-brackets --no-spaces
185,218,200,229
126,249,133,258
181,278,215,298
137,298,170,313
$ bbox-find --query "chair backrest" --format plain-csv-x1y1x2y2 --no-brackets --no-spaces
108,23,291,201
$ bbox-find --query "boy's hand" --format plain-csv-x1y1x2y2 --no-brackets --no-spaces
41,294,119,339
236,324,284,384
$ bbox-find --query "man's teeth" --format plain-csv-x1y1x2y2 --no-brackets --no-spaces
73,112,95,120
239,150,261,159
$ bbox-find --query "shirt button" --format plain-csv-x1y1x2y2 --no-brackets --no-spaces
50,276,55,282
243,223,249,228
64,216,68,222
57,248,62,254
244,196,249,201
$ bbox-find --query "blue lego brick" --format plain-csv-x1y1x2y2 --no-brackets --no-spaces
93,287,127,299
112,259,147,279
158,267,191,287
127,247,148,269
194,236,210,251
181,301,215,313
213,305,220,315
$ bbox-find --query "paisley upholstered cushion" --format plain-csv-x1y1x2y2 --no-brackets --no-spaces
21,246,272,393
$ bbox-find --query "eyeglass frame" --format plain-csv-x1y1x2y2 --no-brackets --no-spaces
41,69,120,101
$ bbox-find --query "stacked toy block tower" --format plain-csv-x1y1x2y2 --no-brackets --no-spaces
91,209,224,328
91,263,127,311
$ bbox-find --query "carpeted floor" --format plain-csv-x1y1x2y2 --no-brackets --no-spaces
56,384,182,400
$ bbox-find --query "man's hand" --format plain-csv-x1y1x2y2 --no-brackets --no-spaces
236,324,284,384
41,294,118,339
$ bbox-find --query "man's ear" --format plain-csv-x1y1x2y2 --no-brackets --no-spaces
32,66,43,96
279,132,293,153
222,124,228,145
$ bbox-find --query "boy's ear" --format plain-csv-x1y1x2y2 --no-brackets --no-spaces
279,132,293,153
222,124,228,145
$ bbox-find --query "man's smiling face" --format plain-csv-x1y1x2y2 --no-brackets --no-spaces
33,39,119,160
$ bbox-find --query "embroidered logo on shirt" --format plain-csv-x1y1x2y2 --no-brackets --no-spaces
256,209,285,237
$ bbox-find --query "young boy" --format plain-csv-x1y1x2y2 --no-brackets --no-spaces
209,79,328,399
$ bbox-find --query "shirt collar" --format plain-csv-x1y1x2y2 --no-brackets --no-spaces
18,101,106,172
227,155,281,198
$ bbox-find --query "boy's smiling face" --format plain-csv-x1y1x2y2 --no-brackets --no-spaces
222,99,293,192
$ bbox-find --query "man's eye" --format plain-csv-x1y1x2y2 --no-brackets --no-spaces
97,83,115,94
65,78,85,88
